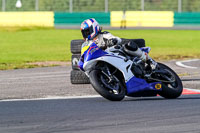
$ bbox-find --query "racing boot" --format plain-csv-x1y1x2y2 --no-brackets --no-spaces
139,49,158,70
146,58,158,71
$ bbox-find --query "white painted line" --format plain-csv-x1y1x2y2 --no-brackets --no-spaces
176,59,199,69
1,88,200,102
184,88,200,93
0,95,101,102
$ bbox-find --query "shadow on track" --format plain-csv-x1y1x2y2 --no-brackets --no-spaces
123,94,200,102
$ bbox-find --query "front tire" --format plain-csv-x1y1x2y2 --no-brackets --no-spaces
158,63,183,99
89,70,126,101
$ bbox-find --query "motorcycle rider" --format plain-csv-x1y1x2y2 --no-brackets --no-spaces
79,18,157,71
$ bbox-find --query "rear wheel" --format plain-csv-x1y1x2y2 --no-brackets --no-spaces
157,63,183,99
89,70,126,101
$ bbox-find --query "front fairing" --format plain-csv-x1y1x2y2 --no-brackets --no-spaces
78,42,107,71
83,43,108,62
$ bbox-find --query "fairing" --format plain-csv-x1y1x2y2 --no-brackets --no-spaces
78,42,162,96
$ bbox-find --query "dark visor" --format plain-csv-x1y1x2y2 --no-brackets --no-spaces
81,26,93,39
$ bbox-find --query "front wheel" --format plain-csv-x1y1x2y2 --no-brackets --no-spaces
157,63,183,99
89,70,126,101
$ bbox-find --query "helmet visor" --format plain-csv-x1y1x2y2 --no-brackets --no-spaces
81,26,93,39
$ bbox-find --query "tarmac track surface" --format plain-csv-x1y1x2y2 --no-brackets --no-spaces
0,60,200,100
0,60,200,133
0,95,200,133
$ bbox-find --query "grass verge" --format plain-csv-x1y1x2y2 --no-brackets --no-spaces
0,28,200,70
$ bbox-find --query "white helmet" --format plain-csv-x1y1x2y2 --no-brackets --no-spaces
81,18,101,40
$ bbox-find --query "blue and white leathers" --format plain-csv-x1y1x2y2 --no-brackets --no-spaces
79,42,162,96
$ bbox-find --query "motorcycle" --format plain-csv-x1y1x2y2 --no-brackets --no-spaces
79,41,183,101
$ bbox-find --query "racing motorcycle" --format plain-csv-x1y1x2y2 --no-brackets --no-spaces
79,40,183,101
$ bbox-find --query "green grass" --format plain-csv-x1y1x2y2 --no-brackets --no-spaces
0,27,82,69
0,28,200,70
113,30,200,60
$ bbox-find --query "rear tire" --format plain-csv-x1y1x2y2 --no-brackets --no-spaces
89,70,125,101
158,63,183,99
